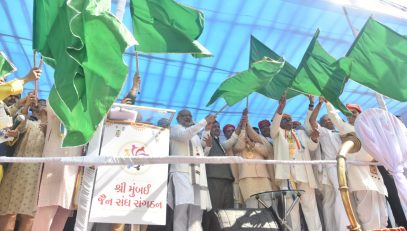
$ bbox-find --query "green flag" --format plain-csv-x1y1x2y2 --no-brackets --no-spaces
33,0,85,110
345,18,407,101
0,52,17,78
207,58,285,106
250,35,299,99
291,30,351,116
130,0,212,57
42,0,136,146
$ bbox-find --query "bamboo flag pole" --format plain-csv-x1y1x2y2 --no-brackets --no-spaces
342,6,387,111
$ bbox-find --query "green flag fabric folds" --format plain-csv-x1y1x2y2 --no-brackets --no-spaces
291,30,351,116
345,18,407,101
0,52,17,78
34,0,136,146
250,35,299,99
33,0,84,110
207,58,285,106
130,0,212,57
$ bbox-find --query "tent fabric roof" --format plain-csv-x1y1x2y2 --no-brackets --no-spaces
1,0,407,127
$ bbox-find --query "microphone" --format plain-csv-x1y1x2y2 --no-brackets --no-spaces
11,115,25,130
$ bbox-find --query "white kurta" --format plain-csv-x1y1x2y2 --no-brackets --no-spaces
314,124,349,231
271,113,322,231
326,103,387,195
326,102,388,230
37,108,83,209
167,119,211,210
271,113,318,188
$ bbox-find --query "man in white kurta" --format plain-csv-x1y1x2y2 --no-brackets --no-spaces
327,102,388,230
308,98,349,231
271,96,322,231
167,109,215,231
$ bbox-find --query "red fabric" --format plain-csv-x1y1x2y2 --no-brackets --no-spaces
258,119,271,129
222,124,235,132
346,103,362,113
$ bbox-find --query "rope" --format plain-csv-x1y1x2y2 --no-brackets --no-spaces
0,156,384,167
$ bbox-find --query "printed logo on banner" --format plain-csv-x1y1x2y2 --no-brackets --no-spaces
119,142,151,174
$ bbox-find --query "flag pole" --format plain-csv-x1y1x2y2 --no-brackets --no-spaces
39,56,43,69
342,7,387,111
214,104,228,116
135,51,141,94
33,50,38,97
33,50,37,67
246,96,249,110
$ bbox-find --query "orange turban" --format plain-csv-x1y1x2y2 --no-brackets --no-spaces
282,114,292,120
346,104,362,113
223,124,235,133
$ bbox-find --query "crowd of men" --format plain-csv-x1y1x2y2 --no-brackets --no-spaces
168,95,407,231
0,68,86,231
0,66,406,231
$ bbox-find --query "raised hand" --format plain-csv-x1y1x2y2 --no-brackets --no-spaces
277,95,286,114
205,114,216,124
23,67,41,84
25,93,37,107
204,121,213,131
242,108,248,116
308,94,314,105
203,135,212,147
121,97,133,105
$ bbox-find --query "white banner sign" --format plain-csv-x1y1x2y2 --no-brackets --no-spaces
89,122,169,225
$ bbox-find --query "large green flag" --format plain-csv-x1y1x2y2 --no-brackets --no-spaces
33,0,85,110
345,18,407,101
250,35,299,99
35,0,136,146
130,0,212,57
291,30,351,116
0,52,17,78
207,58,285,106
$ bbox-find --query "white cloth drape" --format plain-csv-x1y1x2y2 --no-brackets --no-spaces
354,108,407,206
